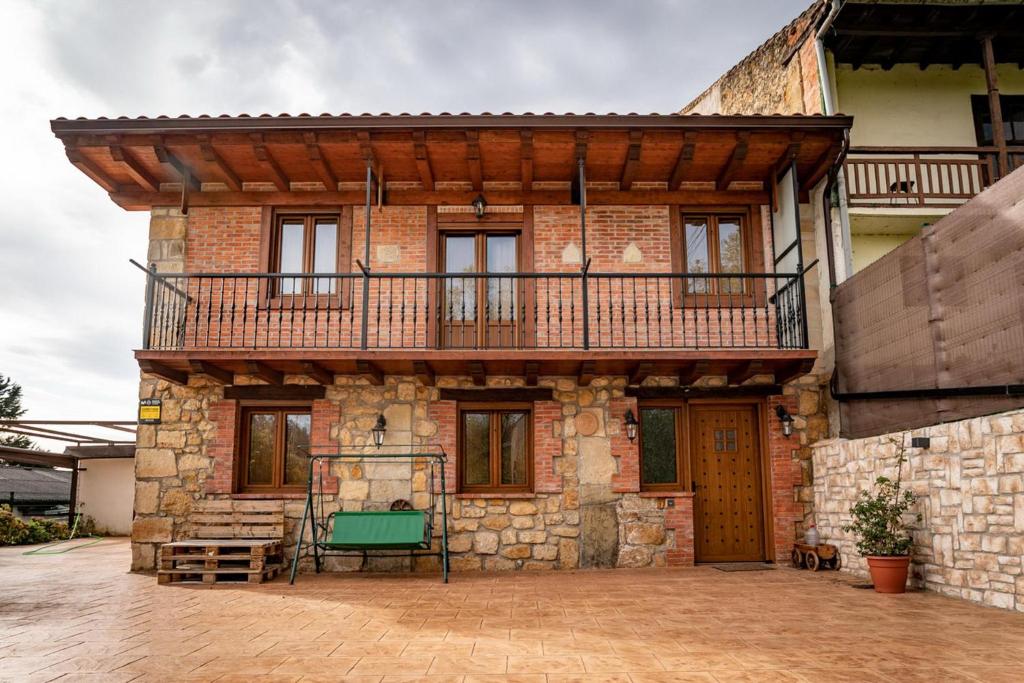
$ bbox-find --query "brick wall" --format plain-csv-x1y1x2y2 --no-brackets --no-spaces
185,207,263,272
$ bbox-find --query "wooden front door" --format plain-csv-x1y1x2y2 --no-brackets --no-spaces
690,404,765,562
441,231,520,348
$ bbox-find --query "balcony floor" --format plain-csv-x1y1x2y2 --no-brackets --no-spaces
135,348,816,386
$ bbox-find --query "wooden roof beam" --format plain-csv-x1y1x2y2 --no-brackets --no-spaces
356,359,384,385
468,360,486,387
728,360,765,385
466,130,483,191
520,130,533,191
249,133,289,191
188,360,234,385
197,135,242,191
109,144,159,192
679,360,711,386
525,361,539,387
301,361,335,386
716,132,750,191
578,360,596,386
245,360,283,385
139,359,187,385
412,131,434,191
775,358,815,385
803,140,843,190
153,144,201,191
66,147,118,193
620,129,643,190
413,360,435,386
629,361,654,386
304,133,338,191
668,131,697,190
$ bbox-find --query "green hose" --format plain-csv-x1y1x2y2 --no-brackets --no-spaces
22,513,104,555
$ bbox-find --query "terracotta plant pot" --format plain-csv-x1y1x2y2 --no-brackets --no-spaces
866,555,910,593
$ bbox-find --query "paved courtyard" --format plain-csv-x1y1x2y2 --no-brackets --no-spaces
2,539,1024,682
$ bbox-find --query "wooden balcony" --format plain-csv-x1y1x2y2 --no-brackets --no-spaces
135,269,815,386
844,146,1024,209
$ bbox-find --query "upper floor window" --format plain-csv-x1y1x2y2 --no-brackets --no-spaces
273,212,341,294
238,406,311,492
972,95,1024,145
458,404,532,493
682,214,746,293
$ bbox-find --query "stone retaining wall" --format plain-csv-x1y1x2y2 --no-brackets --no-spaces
812,408,1024,611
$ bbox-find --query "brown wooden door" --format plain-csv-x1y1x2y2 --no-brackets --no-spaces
440,232,520,348
690,404,765,562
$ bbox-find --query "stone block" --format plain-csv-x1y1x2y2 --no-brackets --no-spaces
533,544,558,561
136,449,177,478
159,489,193,516
340,480,370,501
511,516,534,529
618,545,653,568
518,530,547,544
132,517,173,543
509,501,538,515
474,531,499,555
501,544,531,559
156,430,186,449
625,523,666,546
134,481,160,514
558,539,579,569
482,515,511,531
448,534,473,553
449,556,482,571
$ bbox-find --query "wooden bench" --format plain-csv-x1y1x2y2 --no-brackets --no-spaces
158,500,285,585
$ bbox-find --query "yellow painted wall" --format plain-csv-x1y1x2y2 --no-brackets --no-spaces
851,234,914,272
835,64,1024,147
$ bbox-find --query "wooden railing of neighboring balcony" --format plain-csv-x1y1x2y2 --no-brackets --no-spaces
140,269,809,352
844,146,1024,208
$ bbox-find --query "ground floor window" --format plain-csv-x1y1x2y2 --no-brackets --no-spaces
458,404,532,493
638,404,686,491
238,406,311,492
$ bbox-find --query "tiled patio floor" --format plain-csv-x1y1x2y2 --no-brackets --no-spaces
2,539,1024,682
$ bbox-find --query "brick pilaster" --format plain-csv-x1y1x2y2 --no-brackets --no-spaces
610,397,640,493
431,400,458,493
310,399,339,494
534,401,563,493
665,494,696,567
206,400,237,494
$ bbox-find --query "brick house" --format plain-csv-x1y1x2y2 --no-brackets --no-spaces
52,112,850,573
685,0,1024,610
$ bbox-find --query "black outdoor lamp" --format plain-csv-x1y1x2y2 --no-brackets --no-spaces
623,409,639,442
371,414,387,448
472,194,487,218
775,405,794,438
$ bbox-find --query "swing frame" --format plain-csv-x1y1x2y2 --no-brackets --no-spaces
289,446,450,584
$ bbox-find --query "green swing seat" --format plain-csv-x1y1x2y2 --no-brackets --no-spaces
327,510,429,550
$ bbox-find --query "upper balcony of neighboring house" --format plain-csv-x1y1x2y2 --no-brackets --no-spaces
821,0,1024,271
51,112,849,387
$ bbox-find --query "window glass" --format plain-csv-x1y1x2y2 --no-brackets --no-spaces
313,220,338,294
283,413,311,486
500,411,528,485
685,219,710,293
445,236,476,321
247,413,276,485
717,218,744,294
487,235,517,322
278,221,304,294
463,412,490,485
640,408,678,486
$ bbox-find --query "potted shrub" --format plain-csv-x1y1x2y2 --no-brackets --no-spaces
843,439,920,593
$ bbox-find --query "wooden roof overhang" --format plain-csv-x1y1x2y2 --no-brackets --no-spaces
827,2,1024,69
51,113,852,210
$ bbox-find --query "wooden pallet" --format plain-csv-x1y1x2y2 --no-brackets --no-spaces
158,539,284,585
157,500,286,586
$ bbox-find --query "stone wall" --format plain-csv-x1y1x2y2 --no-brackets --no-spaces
812,408,1024,611
132,370,825,573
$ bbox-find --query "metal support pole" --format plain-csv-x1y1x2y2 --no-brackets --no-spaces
789,159,809,349
360,162,373,349
289,458,314,584
142,264,157,349
578,156,590,349
439,456,449,583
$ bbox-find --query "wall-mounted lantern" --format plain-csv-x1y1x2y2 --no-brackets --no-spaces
372,414,387,448
472,194,487,218
775,405,794,438
623,409,639,442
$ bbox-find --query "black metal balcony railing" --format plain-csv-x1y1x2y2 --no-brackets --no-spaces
142,270,808,352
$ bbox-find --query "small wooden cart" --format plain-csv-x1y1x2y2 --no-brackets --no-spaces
791,543,841,571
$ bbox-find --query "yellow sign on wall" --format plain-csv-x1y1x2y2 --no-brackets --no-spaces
139,399,162,424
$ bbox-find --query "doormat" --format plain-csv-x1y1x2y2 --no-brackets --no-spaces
710,563,775,572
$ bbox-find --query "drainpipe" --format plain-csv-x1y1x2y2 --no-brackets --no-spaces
815,0,853,283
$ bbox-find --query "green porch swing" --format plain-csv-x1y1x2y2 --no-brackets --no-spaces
289,444,450,584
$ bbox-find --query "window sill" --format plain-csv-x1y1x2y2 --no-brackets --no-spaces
232,492,307,500
639,491,694,498
455,492,537,500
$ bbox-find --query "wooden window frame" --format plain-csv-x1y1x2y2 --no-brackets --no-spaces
971,94,1024,146
637,400,689,492
259,206,352,307
457,402,534,494
670,206,766,308
236,404,312,494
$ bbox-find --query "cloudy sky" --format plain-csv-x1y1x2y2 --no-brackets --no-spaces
0,0,809,436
